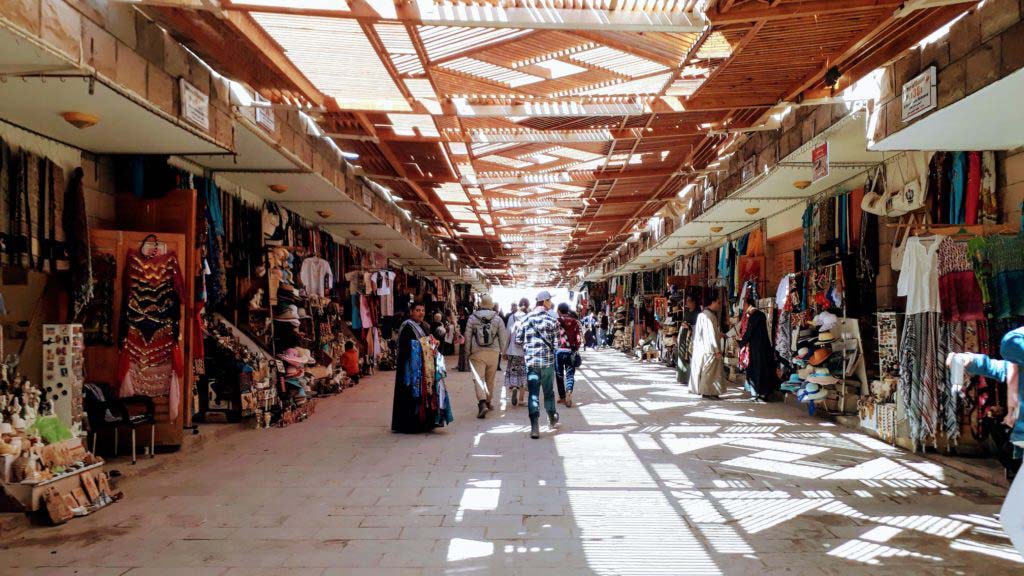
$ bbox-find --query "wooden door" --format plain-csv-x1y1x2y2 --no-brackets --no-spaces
84,229,187,447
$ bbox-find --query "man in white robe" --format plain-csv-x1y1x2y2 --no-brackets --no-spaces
689,294,725,398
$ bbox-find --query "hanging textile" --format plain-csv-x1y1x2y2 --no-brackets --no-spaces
117,246,185,419
63,167,93,320
984,234,1024,319
899,312,945,450
937,238,984,322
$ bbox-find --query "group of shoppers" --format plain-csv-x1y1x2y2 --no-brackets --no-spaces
459,291,584,439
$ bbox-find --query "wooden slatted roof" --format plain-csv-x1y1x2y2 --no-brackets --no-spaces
144,0,975,285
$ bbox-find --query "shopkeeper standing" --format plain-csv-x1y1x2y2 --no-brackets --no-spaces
392,301,441,433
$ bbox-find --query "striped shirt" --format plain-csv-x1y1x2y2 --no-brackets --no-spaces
515,307,559,368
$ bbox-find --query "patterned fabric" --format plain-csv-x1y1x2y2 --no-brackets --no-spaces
942,322,964,445
516,308,558,368
985,234,1024,319
404,339,423,398
775,310,793,363
504,355,528,388
937,238,985,322
63,168,93,319
899,312,943,450
117,249,185,419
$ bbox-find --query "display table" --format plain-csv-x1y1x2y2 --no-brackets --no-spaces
2,461,105,512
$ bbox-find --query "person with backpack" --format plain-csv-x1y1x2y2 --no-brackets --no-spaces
554,303,583,407
465,295,509,419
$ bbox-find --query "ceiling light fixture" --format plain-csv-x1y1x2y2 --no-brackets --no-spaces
269,184,288,194
710,226,723,233
316,210,332,219
60,111,100,129
745,207,760,215
793,180,812,190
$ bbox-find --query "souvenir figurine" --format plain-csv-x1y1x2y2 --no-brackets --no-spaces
9,397,25,431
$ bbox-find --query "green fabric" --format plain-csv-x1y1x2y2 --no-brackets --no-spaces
28,415,72,444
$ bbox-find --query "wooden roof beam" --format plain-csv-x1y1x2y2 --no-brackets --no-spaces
221,11,326,107
708,0,903,24
221,0,709,32
407,165,691,185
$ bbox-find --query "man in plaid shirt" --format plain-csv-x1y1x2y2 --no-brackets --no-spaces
515,290,560,439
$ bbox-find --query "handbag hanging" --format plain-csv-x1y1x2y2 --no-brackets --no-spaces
890,212,918,272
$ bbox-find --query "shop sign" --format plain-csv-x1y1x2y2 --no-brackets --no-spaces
362,187,373,209
741,157,755,183
811,141,829,183
902,66,937,122
179,79,209,130
254,93,275,133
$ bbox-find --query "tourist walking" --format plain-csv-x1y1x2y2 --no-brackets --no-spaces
689,294,725,399
738,294,778,402
554,303,583,407
515,290,561,439
582,311,598,350
946,328,1024,557
504,298,530,406
597,312,609,349
456,307,470,372
465,295,508,419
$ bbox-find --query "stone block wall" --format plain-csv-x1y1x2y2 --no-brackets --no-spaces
872,0,1024,143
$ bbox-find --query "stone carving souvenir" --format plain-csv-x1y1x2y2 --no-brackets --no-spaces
81,471,100,501
44,488,73,524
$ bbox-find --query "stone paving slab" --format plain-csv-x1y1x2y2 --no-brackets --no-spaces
1,350,1021,575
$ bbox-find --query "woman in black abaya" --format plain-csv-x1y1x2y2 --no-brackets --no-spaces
392,301,434,433
738,294,778,402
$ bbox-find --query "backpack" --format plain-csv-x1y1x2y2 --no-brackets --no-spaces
561,318,582,350
473,314,495,347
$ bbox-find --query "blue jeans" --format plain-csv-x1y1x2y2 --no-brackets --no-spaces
527,365,556,419
555,349,576,399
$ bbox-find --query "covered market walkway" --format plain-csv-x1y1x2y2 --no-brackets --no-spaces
2,350,1020,575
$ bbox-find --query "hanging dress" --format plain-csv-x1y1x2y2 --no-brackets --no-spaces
117,248,185,420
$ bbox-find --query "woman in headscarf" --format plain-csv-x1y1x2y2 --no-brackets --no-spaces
392,301,446,433
738,294,778,402
503,298,530,406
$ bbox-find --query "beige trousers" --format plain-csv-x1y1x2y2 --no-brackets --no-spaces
470,348,500,402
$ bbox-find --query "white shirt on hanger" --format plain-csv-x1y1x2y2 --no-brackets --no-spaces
345,270,364,295
300,256,333,297
897,236,942,315
371,270,396,296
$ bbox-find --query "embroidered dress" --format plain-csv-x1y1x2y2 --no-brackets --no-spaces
937,238,985,322
117,249,185,419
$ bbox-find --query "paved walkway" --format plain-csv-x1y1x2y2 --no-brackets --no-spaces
3,350,1022,575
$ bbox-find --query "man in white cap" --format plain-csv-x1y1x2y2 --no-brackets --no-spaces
465,295,509,419
515,290,561,438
